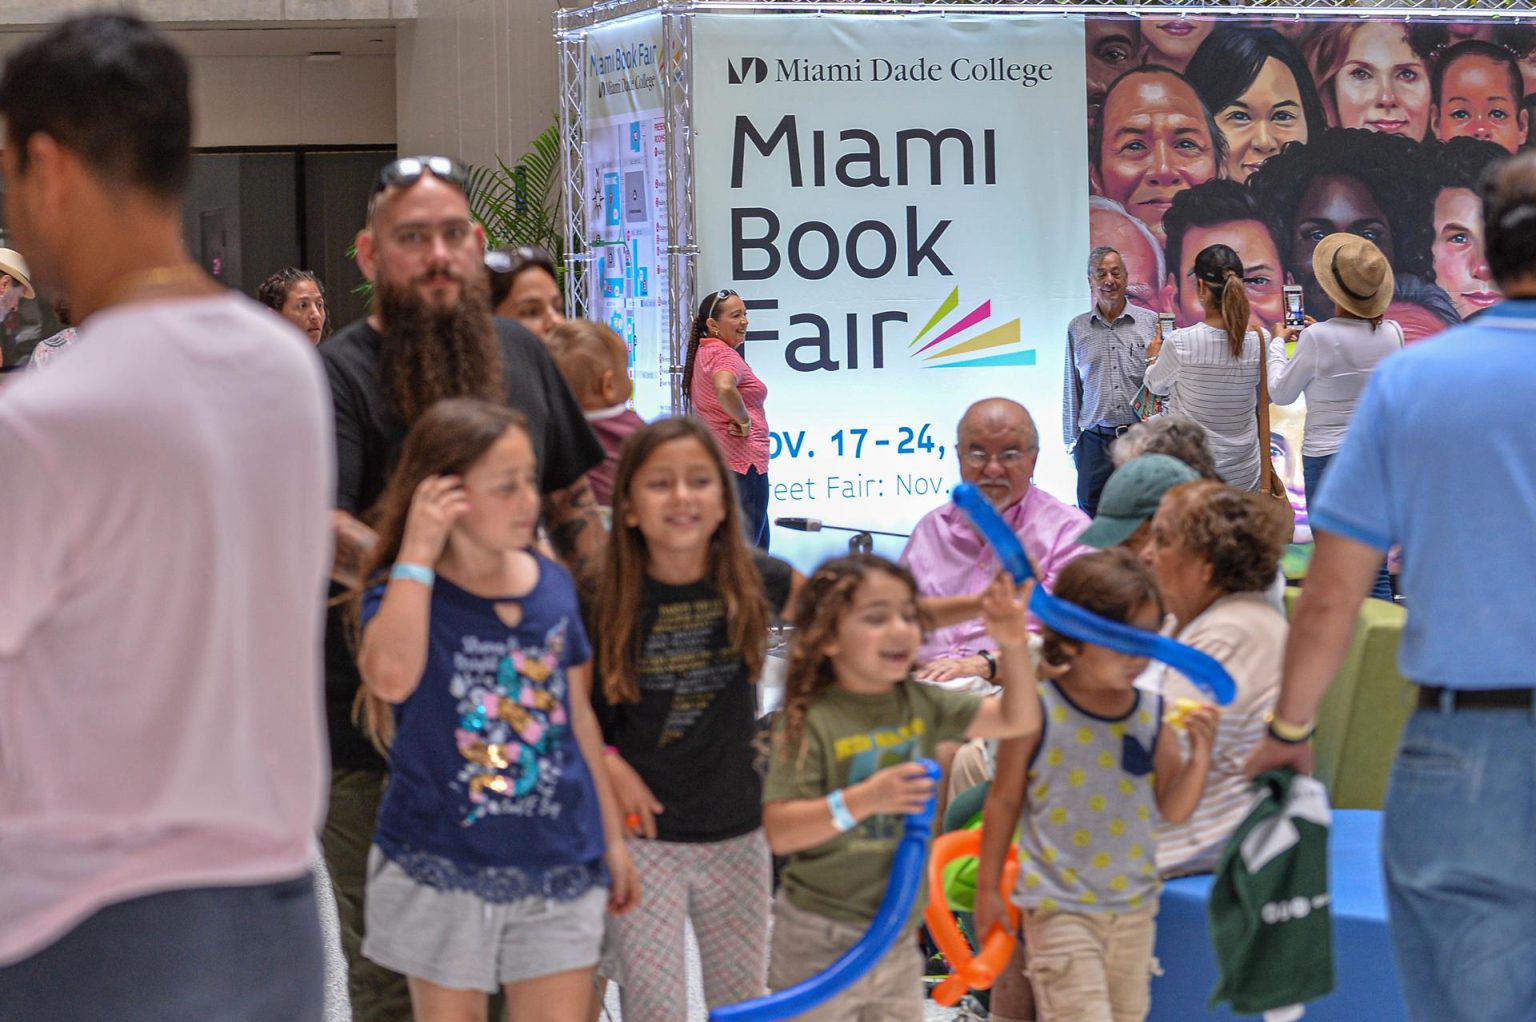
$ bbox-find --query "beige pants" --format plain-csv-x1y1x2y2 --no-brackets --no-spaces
946,738,993,802
766,893,923,1022
1022,901,1160,1022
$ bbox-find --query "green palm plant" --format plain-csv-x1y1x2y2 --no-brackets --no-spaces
468,119,565,286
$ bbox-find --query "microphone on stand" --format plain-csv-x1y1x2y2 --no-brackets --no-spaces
774,517,823,532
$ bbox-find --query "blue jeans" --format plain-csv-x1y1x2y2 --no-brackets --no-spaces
1303,453,1393,601
1383,706,1536,1022
1073,428,1120,519
0,874,324,1022
735,466,770,552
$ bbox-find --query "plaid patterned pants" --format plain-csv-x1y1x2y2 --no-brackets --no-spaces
611,829,772,1021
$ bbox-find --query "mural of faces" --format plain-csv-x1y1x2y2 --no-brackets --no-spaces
1086,19,1140,136
1089,200,1165,313
1330,23,1434,141
1432,186,1498,318
1142,17,1215,73
1216,57,1311,182
1291,172,1395,315
1081,14,1524,535
1433,50,1528,153
1094,69,1219,242
1166,219,1286,328
1086,15,1524,347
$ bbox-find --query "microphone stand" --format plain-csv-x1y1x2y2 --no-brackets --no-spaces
775,519,909,554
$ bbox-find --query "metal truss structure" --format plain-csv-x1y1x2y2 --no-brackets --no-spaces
556,0,1536,412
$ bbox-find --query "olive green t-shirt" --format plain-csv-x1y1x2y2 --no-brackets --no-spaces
763,680,982,925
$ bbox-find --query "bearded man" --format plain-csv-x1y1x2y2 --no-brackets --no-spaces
318,155,603,1021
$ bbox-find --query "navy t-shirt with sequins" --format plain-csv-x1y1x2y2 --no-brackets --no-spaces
361,553,606,902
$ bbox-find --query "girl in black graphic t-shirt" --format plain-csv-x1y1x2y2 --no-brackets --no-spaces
587,417,792,1022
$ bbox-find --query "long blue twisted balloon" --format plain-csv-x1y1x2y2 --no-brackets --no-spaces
952,482,1236,706
710,759,942,1021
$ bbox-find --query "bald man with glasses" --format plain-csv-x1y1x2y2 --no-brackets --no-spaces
900,398,1093,687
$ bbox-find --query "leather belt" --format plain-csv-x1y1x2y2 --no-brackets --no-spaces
1086,423,1133,437
1417,685,1536,711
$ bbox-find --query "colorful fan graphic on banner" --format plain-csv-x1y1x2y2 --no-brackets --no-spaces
909,287,1035,369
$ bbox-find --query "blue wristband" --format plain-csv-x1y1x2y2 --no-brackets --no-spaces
389,562,435,587
826,789,858,833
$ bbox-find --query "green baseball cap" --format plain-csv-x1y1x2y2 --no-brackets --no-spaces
1077,454,1199,549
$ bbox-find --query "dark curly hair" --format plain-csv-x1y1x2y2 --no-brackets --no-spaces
1039,549,1163,669
256,267,329,338
1247,127,1435,277
779,554,932,762
1428,136,1509,194
1157,480,1291,594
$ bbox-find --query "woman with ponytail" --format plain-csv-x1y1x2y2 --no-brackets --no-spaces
683,288,772,550
1144,244,1265,491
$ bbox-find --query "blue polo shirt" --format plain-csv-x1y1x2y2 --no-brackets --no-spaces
1310,299,1536,688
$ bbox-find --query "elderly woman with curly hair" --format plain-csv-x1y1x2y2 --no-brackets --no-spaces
1142,480,1292,875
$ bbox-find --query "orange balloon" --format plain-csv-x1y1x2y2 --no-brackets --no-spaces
923,829,1020,1007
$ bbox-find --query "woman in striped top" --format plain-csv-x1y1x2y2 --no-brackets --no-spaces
1144,245,1264,491
1141,480,1292,876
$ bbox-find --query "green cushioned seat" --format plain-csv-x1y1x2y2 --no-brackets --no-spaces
1285,588,1412,809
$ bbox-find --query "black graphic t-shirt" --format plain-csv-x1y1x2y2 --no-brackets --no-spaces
592,554,792,843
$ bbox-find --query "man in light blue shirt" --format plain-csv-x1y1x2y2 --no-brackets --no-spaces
1249,151,1536,1022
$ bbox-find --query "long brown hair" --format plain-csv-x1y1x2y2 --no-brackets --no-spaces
1192,243,1252,360
352,397,531,749
779,554,930,761
593,416,767,703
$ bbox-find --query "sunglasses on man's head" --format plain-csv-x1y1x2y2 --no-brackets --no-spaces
370,155,470,202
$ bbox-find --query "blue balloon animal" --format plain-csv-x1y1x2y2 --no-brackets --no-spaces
710,759,943,1021
950,482,1236,706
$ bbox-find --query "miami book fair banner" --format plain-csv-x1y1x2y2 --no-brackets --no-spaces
560,2,1521,570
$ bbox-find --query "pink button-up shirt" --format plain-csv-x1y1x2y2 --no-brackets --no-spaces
900,485,1093,663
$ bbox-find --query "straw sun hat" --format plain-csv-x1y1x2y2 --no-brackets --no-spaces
1311,233,1393,320
0,248,35,300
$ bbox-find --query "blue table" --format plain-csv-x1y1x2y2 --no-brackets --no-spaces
1149,810,1405,1020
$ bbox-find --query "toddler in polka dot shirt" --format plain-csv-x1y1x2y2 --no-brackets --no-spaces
975,549,1218,1022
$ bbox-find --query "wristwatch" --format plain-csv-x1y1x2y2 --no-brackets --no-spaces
977,648,998,680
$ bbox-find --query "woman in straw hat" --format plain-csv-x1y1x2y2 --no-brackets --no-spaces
0,247,34,313
1267,232,1403,599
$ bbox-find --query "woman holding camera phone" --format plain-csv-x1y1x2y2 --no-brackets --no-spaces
1267,233,1401,599
1144,244,1265,491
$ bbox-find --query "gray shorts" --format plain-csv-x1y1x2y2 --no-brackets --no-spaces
362,848,606,992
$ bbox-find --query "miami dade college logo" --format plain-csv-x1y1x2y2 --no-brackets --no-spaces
728,57,768,85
